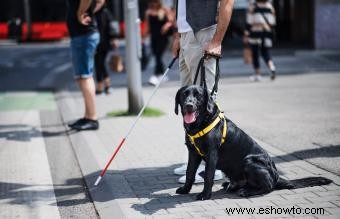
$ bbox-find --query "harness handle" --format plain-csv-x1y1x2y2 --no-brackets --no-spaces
193,54,221,96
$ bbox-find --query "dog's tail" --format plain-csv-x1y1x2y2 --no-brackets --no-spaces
275,176,332,190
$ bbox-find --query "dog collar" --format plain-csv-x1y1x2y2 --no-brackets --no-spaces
187,112,227,156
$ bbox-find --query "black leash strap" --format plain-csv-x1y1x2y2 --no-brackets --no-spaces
193,54,220,96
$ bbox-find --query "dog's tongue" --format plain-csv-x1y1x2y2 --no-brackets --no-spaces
184,112,196,124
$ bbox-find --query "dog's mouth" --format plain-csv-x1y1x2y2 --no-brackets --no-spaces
183,111,198,124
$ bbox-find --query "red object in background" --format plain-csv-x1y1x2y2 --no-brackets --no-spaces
0,23,8,39
0,20,146,41
22,22,69,41
0,22,69,41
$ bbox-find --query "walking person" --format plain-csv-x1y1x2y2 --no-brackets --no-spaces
66,0,105,130
244,0,276,82
95,6,117,95
144,0,175,86
171,0,235,184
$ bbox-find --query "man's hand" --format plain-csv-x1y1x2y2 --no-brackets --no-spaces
204,38,222,58
204,0,234,58
172,33,180,57
77,12,92,25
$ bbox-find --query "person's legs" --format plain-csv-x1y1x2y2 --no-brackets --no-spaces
260,45,276,80
250,44,261,81
149,37,168,85
94,48,105,93
78,77,97,120
195,25,217,93
69,32,99,130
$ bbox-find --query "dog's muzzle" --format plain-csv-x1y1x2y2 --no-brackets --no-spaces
183,103,198,124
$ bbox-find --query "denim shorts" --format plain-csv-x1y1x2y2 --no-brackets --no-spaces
70,32,99,79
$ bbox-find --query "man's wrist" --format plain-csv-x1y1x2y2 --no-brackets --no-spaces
211,34,223,45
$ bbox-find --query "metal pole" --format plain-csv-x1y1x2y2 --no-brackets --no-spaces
23,0,32,41
124,0,143,114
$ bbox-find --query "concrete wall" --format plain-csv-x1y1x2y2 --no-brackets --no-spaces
314,0,340,49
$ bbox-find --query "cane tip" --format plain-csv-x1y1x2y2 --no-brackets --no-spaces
94,176,102,186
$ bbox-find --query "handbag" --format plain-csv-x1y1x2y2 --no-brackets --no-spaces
108,51,124,73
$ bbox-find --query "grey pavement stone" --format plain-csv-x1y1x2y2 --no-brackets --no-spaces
0,109,60,219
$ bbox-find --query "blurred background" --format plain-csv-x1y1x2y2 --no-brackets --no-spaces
0,0,339,50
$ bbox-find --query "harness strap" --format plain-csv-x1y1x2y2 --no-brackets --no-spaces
187,112,227,156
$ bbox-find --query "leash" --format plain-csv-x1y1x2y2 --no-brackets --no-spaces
190,53,225,156
193,53,221,96
94,55,178,186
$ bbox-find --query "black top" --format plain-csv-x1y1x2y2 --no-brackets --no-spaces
95,7,117,51
66,0,97,37
148,14,168,39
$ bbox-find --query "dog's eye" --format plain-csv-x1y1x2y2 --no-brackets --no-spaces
193,90,199,96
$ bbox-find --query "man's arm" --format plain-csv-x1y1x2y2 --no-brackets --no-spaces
77,0,105,25
205,0,234,56
93,0,105,13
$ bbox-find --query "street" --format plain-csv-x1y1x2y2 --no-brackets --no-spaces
0,41,340,218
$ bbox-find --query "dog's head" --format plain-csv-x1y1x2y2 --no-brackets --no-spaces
175,85,215,125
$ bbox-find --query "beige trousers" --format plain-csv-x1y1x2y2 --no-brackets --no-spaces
179,25,217,93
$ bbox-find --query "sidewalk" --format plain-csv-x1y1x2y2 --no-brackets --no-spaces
57,72,340,218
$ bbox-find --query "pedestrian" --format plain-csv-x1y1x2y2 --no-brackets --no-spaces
144,0,175,86
66,0,104,131
94,6,117,95
171,0,235,184
244,0,276,82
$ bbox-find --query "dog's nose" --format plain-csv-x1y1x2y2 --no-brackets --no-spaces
185,103,194,111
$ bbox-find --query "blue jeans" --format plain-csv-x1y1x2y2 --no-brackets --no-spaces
70,32,99,79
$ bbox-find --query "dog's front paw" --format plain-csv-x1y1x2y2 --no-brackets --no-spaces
176,186,190,194
196,191,211,200
237,188,250,197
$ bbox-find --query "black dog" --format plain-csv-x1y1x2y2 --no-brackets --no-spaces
174,85,331,200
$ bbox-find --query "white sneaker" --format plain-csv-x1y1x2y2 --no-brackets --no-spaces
174,164,205,176
178,169,224,184
174,164,187,175
148,75,159,86
249,75,262,82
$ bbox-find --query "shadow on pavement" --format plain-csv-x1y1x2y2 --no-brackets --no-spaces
0,179,91,207
0,124,77,142
273,144,340,163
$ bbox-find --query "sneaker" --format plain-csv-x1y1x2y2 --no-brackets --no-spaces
148,75,159,86
105,86,113,94
178,169,224,184
270,71,276,80
174,164,205,176
249,75,262,82
95,90,104,95
68,118,86,128
71,118,99,131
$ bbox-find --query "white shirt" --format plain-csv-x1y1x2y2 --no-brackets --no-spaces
177,0,192,33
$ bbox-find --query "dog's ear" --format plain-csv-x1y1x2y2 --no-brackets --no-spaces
205,89,215,114
175,86,185,115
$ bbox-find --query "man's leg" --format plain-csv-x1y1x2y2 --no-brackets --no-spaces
78,77,97,120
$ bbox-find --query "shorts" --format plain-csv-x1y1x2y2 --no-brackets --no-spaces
70,32,99,79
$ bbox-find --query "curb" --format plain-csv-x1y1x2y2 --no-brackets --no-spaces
55,91,126,219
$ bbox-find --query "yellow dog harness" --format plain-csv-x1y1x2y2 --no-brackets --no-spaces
187,112,227,156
